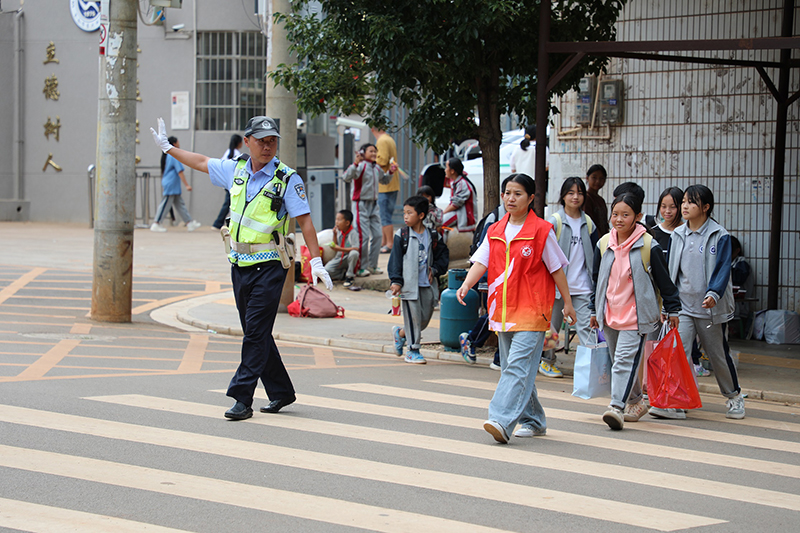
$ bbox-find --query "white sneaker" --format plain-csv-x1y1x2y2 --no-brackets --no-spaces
186,220,201,232
514,425,546,438
150,222,167,232
602,406,625,430
623,401,650,422
726,393,746,419
649,407,687,420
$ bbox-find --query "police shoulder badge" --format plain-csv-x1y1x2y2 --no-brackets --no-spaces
294,183,307,201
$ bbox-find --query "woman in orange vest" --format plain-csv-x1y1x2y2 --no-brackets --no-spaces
457,173,576,444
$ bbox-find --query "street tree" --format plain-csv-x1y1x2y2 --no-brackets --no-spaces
271,0,626,215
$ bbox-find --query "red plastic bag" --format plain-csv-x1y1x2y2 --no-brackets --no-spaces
297,245,324,283
647,328,702,410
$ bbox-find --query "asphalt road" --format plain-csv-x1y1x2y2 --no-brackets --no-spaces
1,263,800,531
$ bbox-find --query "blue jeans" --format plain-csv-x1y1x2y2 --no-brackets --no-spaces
489,331,547,434
378,190,398,227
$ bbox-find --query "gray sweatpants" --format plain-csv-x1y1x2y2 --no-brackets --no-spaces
603,326,646,410
354,200,381,271
325,250,359,280
543,293,593,364
402,286,436,351
678,314,740,399
155,194,192,224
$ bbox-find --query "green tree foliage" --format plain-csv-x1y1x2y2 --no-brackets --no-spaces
271,0,626,214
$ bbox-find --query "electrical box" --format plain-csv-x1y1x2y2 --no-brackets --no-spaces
150,0,182,8
599,79,624,125
575,76,595,126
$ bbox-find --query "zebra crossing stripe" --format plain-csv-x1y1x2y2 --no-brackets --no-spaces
89,393,800,513
429,378,800,433
0,497,192,533
0,444,509,533
289,392,800,481
326,383,800,455
0,404,719,531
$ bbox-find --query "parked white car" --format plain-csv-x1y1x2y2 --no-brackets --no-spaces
426,129,542,217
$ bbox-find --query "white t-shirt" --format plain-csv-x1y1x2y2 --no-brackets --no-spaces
471,222,568,273
565,214,592,295
509,142,550,177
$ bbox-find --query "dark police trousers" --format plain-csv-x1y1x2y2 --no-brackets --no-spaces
227,260,295,407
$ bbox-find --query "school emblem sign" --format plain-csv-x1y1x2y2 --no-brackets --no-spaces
70,0,101,32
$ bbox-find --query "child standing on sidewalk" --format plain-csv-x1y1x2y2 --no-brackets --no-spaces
457,173,575,443
651,184,745,420
389,196,449,364
540,177,599,378
324,209,360,288
342,143,396,277
590,193,681,430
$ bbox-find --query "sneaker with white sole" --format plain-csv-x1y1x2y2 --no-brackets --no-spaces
489,353,501,371
483,420,509,443
150,222,167,232
356,269,371,277
404,350,426,364
514,425,546,438
538,360,563,378
602,406,625,430
459,333,476,364
694,363,711,377
623,401,650,422
392,326,406,356
726,393,746,419
343,277,354,288
649,407,687,420
368,267,383,275
186,220,201,232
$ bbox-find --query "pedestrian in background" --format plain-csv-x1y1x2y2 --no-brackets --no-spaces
150,136,201,233
417,185,443,236
324,209,360,288
541,177,599,379
509,125,549,179
342,143,396,277
442,157,477,233
583,164,609,236
457,173,575,444
590,193,681,430
372,126,400,254
212,134,243,229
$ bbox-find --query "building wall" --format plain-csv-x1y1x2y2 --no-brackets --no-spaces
549,0,800,311
0,0,262,225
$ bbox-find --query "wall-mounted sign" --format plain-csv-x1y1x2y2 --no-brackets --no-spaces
70,0,101,32
171,91,190,130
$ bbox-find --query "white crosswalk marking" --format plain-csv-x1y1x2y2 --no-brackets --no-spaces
326,382,800,455
0,497,193,532
0,405,720,531
88,393,800,513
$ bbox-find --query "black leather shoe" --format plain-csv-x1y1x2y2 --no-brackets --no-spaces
259,397,296,413
224,401,253,420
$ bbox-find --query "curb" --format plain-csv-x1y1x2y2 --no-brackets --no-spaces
176,311,800,406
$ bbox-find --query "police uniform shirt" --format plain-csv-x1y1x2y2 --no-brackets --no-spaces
207,157,310,219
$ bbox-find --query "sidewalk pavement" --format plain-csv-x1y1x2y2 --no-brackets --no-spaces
4,221,800,405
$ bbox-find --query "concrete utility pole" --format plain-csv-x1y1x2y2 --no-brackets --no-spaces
91,0,138,322
266,0,299,310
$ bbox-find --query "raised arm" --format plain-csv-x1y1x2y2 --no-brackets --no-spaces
151,118,210,174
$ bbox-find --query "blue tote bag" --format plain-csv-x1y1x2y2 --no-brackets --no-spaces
572,332,612,399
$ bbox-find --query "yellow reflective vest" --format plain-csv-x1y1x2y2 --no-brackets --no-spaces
227,158,294,267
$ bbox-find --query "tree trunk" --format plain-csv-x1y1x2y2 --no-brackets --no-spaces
475,69,502,218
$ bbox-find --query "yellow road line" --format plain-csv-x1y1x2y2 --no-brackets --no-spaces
0,444,511,533
176,334,208,373
327,383,800,455
0,267,46,305
90,393,800,513
0,497,193,533
12,338,81,381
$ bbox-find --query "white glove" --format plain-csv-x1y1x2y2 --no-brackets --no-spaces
310,257,333,291
150,117,172,153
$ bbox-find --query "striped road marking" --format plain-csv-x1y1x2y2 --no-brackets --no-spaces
0,405,717,531
87,394,800,513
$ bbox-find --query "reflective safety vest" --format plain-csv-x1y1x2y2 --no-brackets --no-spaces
227,158,294,267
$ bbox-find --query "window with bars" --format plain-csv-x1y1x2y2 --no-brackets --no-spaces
196,32,267,131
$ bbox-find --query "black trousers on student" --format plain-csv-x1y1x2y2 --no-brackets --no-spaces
227,261,295,407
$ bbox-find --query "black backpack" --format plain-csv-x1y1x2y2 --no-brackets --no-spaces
470,206,502,255
400,226,441,255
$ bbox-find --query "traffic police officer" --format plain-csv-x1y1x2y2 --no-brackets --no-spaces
151,116,333,420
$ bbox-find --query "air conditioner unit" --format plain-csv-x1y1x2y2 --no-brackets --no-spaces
150,0,182,8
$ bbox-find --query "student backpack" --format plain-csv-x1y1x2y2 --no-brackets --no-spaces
598,232,661,308
551,212,594,241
